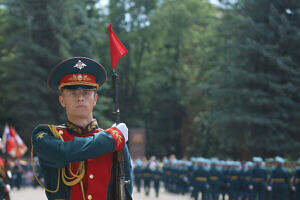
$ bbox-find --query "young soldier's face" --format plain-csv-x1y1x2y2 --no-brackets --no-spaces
59,89,98,119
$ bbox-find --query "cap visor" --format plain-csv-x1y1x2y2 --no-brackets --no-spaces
61,85,97,90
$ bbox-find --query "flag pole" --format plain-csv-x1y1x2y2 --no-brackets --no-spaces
112,69,120,124
3,124,10,200
112,69,126,200
108,24,128,200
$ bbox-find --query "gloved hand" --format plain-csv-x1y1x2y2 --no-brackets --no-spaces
183,177,189,182
267,185,272,191
249,185,253,190
292,186,296,191
112,123,128,142
5,184,11,192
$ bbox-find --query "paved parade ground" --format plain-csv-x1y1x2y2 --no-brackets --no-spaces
10,187,192,200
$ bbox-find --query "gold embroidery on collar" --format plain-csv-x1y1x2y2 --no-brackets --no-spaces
87,120,98,132
66,122,82,134
66,120,98,134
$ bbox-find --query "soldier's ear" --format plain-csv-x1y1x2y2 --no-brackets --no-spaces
93,93,98,106
59,95,66,107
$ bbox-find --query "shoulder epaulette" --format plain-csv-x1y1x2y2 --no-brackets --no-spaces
56,125,67,129
39,123,49,126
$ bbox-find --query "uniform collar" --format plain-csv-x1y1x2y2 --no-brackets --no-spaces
66,119,99,134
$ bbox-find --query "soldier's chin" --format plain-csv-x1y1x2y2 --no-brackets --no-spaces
73,111,89,118
76,105,87,108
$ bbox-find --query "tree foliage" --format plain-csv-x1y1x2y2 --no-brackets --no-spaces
0,0,299,159
0,0,112,144
205,0,300,159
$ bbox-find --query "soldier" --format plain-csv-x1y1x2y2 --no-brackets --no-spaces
219,161,229,200
162,158,171,192
242,161,254,200
208,158,222,200
268,156,289,200
292,159,300,200
228,161,240,200
265,158,274,200
170,160,178,193
192,158,209,200
12,160,23,190
189,158,198,197
285,160,294,200
182,160,191,195
152,162,162,198
133,159,143,192
239,161,247,200
143,161,152,196
31,57,133,200
250,157,267,200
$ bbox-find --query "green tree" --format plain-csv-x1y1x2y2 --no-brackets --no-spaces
143,0,219,157
207,0,300,159
0,0,110,145
104,0,158,129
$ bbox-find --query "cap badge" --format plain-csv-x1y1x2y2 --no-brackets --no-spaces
73,60,87,70
67,74,92,82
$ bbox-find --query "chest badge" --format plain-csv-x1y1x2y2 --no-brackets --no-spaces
36,132,47,140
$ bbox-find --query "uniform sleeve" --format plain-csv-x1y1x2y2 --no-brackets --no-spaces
32,125,124,168
0,180,5,193
268,170,273,185
124,144,133,200
285,169,290,184
264,169,267,181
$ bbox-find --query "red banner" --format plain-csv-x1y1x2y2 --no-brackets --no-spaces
108,24,128,69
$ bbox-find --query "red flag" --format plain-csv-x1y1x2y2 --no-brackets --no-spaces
108,24,128,69
2,125,14,152
2,125,27,158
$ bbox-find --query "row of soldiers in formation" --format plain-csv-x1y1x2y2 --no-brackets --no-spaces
132,156,300,200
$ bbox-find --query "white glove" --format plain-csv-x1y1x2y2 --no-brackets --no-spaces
5,184,11,192
7,171,12,179
184,177,189,182
249,185,253,190
292,186,296,191
267,186,272,191
113,123,128,142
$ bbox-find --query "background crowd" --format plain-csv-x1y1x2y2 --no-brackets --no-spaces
0,158,41,190
132,155,300,200
1,154,300,200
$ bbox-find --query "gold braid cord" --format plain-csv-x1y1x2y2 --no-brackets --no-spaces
31,125,86,200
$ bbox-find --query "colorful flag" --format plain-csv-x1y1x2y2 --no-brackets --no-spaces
2,125,27,158
108,24,128,69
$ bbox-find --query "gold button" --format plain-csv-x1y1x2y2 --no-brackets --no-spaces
89,174,94,179
88,194,92,200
